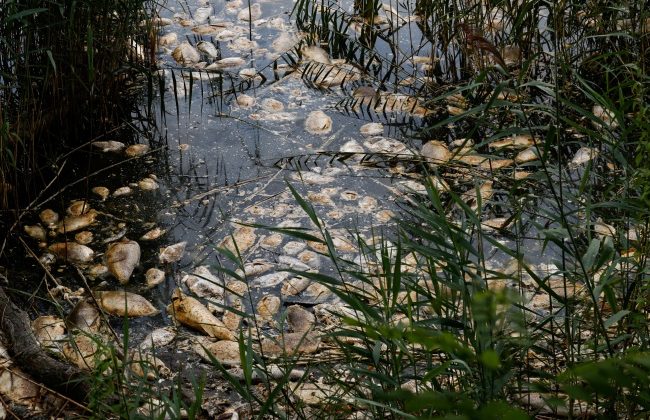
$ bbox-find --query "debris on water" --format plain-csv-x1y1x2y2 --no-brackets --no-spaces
193,337,240,365
571,146,599,166
92,140,125,153
125,144,150,157
24,225,46,241
48,242,94,264
113,186,134,197
286,305,315,332
159,241,187,263
106,238,141,284
95,290,159,317
168,289,235,340
75,231,93,245
140,227,166,241
172,42,201,64
91,186,110,201
39,209,59,227
237,4,261,21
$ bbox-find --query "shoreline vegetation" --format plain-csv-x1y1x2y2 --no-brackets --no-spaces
1,0,649,418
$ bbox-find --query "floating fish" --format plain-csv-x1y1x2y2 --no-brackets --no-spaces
237,3,261,21
39,209,59,227
145,268,165,288
106,239,140,284
91,186,110,201
57,209,98,234
24,225,46,241
171,42,201,64
48,242,94,264
95,290,159,317
125,144,150,157
193,337,240,365
159,241,187,264
286,305,315,332
168,289,234,340
304,110,332,134
92,140,125,153
140,227,166,241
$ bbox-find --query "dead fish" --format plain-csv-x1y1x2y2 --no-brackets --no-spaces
24,225,46,241
32,315,66,352
286,305,315,333
86,264,108,279
66,299,101,333
260,233,283,250
209,56,246,69
594,220,616,237
95,290,159,317
103,227,127,244
125,144,150,157
67,200,91,216
261,98,284,112
48,242,94,264
479,158,514,170
303,282,333,302
250,271,289,288
260,332,320,356
145,268,165,288
237,3,261,21
340,140,365,154
113,186,133,197
182,266,224,300
421,140,451,165
256,296,281,320
172,42,201,64
230,37,258,51
571,146,599,166
196,40,218,58
63,334,101,371
235,259,274,277
301,45,330,64
490,134,535,150
57,209,98,234
140,227,166,241
236,94,256,108
194,6,213,23
106,238,140,284
515,146,540,164
360,122,383,137
219,226,256,255
278,256,311,272
138,178,158,191
91,186,110,201
159,241,187,264
158,32,177,46
137,327,176,351
75,231,93,245
193,337,240,365
39,209,59,227
460,181,494,211
281,277,311,296
130,351,170,380
92,140,125,153
592,105,618,128
168,289,235,340
283,241,306,256
304,110,332,134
